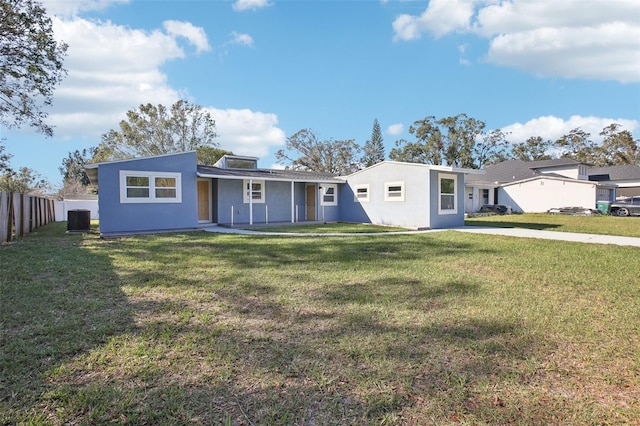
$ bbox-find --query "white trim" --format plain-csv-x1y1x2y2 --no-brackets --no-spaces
320,184,338,206
243,179,265,203
354,184,370,202
119,170,182,203
438,173,457,215
384,181,405,202
87,151,195,168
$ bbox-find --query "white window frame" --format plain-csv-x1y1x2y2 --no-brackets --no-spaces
120,170,182,204
320,184,338,206
438,173,457,215
384,181,405,202
243,179,265,203
354,184,370,203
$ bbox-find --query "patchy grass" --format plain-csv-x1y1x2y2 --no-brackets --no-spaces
466,213,640,237
2,222,639,425
246,222,410,234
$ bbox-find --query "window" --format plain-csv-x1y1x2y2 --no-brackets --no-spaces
439,173,457,214
481,189,489,204
354,184,369,202
384,181,405,202
120,171,181,203
227,158,257,170
321,184,338,206
243,180,265,203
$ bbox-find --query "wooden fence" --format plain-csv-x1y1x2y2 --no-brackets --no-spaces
0,192,56,244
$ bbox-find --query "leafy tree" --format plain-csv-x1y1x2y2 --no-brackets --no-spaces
0,139,11,172
0,166,49,193
508,136,554,161
275,128,361,175
0,0,68,136
196,146,233,165
599,123,639,166
475,128,509,166
389,113,489,168
60,148,95,186
389,116,443,165
361,118,385,167
96,100,218,162
554,128,598,163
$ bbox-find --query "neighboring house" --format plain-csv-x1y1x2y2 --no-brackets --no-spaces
464,159,639,213
588,165,640,198
85,152,482,236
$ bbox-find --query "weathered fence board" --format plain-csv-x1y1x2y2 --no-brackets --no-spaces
0,192,56,244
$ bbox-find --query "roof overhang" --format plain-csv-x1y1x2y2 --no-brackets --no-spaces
196,171,344,184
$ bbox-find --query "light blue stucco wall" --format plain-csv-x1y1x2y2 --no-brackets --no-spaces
97,151,198,235
214,179,339,225
428,169,466,229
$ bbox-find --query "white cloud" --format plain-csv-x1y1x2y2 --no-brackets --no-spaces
229,31,254,47
501,115,640,144
50,17,185,138
392,0,475,41
207,108,286,157
232,0,272,12
392,0,640,82
163,20,211,53
386,123,404,135
46,16,282,157
41,0,130,17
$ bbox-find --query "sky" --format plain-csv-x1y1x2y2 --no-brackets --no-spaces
2,0,640,188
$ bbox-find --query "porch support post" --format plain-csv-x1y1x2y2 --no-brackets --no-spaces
291,181,295,223
249,178,253,225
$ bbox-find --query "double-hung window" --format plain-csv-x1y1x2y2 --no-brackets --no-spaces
439,173,457,214
384,181,405,202
321,184,338,206
243,180,265,203
120,171,181,203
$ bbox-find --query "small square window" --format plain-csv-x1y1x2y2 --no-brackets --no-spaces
384,181,405,202
354,185,369,202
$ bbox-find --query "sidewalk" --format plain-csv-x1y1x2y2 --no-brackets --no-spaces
453,226,640,247
202,224,640,247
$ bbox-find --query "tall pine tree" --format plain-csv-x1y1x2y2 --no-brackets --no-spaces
362,118,385,167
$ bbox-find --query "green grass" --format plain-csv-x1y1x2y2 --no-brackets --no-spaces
246,222,410,234
466,213,640,237
2,222,639,424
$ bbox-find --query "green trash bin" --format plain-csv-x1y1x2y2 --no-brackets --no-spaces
596,201,611,215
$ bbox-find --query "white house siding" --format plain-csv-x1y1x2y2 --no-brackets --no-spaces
342,162,432,229
537,165,587,180
498,178,599,213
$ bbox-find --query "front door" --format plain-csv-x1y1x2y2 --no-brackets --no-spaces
197,179,211,222
305,185,316,221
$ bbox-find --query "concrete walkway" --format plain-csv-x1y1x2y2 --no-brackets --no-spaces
453,226,640,247
201,225,640,247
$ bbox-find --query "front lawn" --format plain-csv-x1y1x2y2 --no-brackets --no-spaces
2,223,639,424
466,213,640,237
246,222,410,234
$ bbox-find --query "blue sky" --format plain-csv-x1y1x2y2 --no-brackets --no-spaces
3,0,639,188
